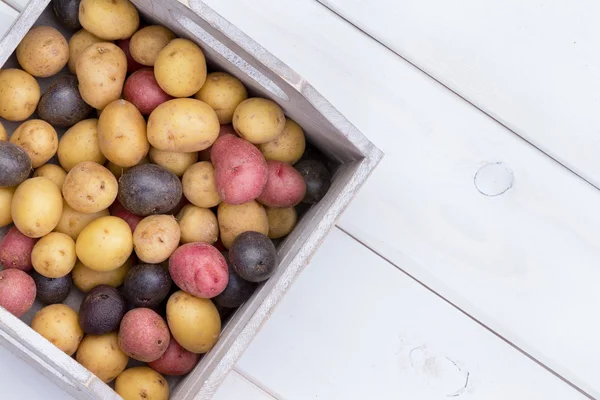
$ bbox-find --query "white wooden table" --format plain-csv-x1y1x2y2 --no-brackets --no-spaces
1,0,600,398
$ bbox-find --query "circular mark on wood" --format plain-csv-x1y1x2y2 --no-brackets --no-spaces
474,162,513,196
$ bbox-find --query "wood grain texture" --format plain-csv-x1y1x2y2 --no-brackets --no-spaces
201,0,600,397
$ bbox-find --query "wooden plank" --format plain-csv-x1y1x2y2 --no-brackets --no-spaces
235,228,585,399
211,370,276,400
317,0,600,188
0,2,18,38
201,0,600,396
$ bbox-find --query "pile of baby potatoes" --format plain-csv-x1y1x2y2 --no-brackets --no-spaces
0,0,332,398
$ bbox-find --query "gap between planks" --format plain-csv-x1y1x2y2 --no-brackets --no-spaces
232,366,280,400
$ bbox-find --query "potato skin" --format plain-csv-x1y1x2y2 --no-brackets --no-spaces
0,122,6,141
31,304,83,356
55,200,110,240
72,256,133,293
169,242,228,298
10,119,58,168
118,308,170,362
33,164,67,190
123,68,173,116
258,118,306,164
166,291,221,354
148,336,200,376
195,72,248,124
76,216,133,271
62,161,118,213
177,204,218,245
58,119,105,171
0,141,31,187
53,0,82,30
32,232,77,278
198,124,236,162
218,201,269,249
0,186,15,227
68,29,103,74
0,69,40,121
211,134,268,205
117,38,144,74
105,156,149,179
181,161,220,208
133,215,180,264
37,75,93,128
147,98,219,152
0,226,36,271
154,38,207,97
115,367,169,400
76,332,129,383
76,42,127,109
12,177,63,238
98,99,149,167
0,269,36,317
257,160,306,208
233,98,285,144
130,26,176,66
266,207,297,239
17,26,68,78
149,147,197,177
79,0,139,40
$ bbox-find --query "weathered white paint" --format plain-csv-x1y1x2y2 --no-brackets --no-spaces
0,2,18,37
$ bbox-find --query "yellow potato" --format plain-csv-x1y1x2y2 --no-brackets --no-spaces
266,207,298,239
72,256,133,293
217,201,269,248
79,0,139,40
32,232,77,278
12,177,63,238
195,72,248,124
76,332,129,383
76,42,127,109
148,147,197,177
58,119,106,171
31,304,83,356
181,161,220,208
63,162,118,213
115,367,169,400
16,26,68,78
133,215,180,264
105,156,149,179
0,121,6,140
177,204,218,244
68,29,103,74
10,119,58,168
76,216,133,271
0,69,40,121
33,164,67,190
130,25,176,66
166,291,220,354
0,187,15,227
54,200,110,240
154,38,207,97
233,98,285,144
98,100,149,167
258,118,306,164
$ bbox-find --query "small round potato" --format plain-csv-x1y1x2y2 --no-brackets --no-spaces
0,69,40,121
169,243,228,298
195,72,248,124
115,367,169,400
63,162,118,213
31,304,83,356
0,121,6,141
16,26,68,78
55,200,110,240
233,98,285,144
130,26,176,66
98,100,149,167
147,98,219,152
79,0,140,40
257,160,306,208
0,269,36,317
133,215,180,264
0,226,37,271
76,332,129,383
154,38,207,97
68,29,103,74
76,216,133,271
123,68,173,116
119,308,170,362
0,186,15,227
166,291,221,354
148,336,200,376
258,118,306,164
72,256,133,293
149,147,198,177
32,232,77,278
10,119,58,168
182,161,221,208
33,164,67,190
177,205,218,245
266,207,297,239
0,141,32,187
218,201,269,249
12,177,63,238
58,119,106,171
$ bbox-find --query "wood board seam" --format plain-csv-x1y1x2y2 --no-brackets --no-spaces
231,366,281,400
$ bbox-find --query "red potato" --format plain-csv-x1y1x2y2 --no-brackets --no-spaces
0,226,37,271
118,308,170,362
123,68,173,116
211,134,267,205
0,269,36,317
199,124,237,162
169,242,228,298
110,200,143,233
117,38,144,73
257,160,307,208
148,335,200,376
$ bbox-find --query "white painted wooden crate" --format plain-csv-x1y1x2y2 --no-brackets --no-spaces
0,0,383,399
